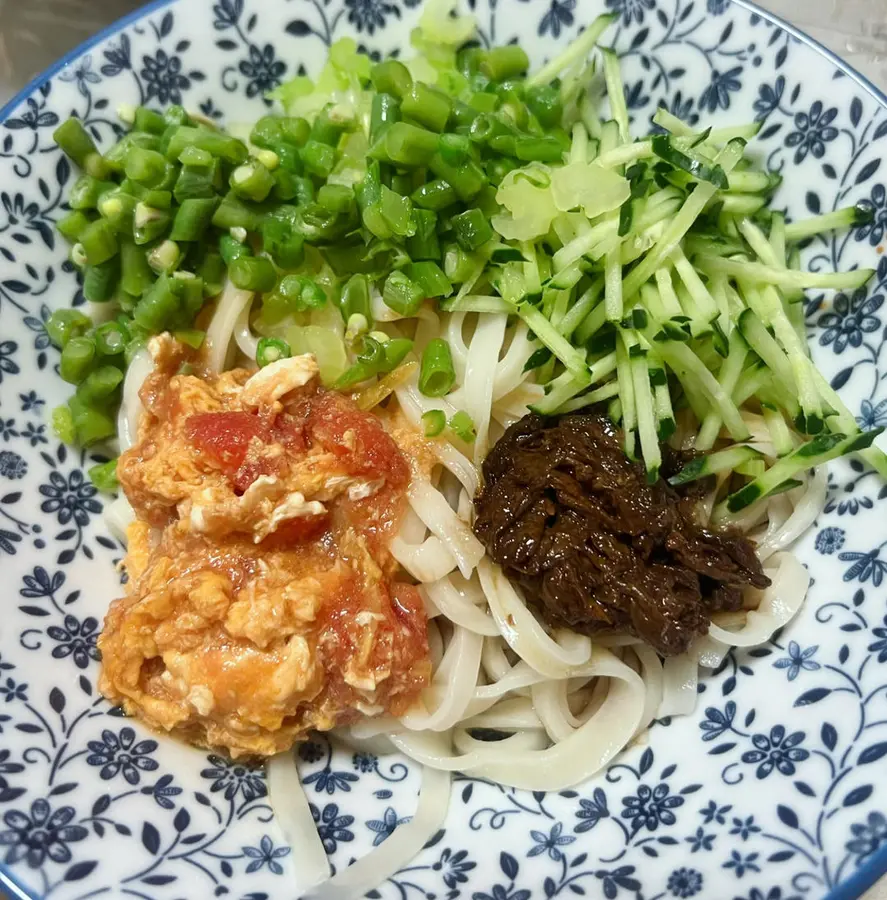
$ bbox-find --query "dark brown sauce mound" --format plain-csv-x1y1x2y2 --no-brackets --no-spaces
473,413,771,657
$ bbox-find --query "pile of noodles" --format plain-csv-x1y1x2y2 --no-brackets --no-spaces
105,282,821,898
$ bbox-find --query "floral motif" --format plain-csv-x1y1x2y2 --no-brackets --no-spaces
699,67,743,113
141,50,191,104
605,0,654,26
868,615,887,663
668,867,703,897
352,752,377,773
58,55,102,96
574,787,609,832
38,468,101,527
201,755,267,801
46,614,100,668
311,802,354,854
432,847,476,889
0,342,19,384
846,811,887,862
815,526,845,555
238,44,286,98
528,822,574,860
784,101,839,163
0,679,27,704
344,0,398,34
241,835,290,874
366,806,408,845
723,850,761,878
858,398,887,430
686,826,716,853
593,865,640,897
621,782,684,832
539,0,575,38
86,727,158,784
817,288,883,354
706,0,728,13
729,816,762,841
773,642,820,680
740,726,809,778
0,451,26,480
0,799,87,867
856,183,887,246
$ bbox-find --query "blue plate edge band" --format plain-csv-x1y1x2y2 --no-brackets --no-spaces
0,0,886,897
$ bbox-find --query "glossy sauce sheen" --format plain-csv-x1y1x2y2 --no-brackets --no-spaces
99,355,430,757
473,413,771,657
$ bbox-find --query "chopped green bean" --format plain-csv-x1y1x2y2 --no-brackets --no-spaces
60,335,97,384
46,309,91,349
257,337,292,367
419,338,455,396
229,256,277,292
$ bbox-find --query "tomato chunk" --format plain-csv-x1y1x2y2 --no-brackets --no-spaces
308,393,408,487
261,513,330,549
185,412,268,474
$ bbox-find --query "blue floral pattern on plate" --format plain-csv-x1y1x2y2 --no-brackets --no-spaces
2,0,887,897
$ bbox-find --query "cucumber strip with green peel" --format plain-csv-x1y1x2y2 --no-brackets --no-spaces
706,272,733,326
521,241,543,296
718,194,767,216
623,139,747,300
726,170,777,193
737,458,766,478
590,198,682,262
698,255,876,292
696,327,748,450
605,246,623,321
654,379,676,441
685,233,748,259
651,135,728,188
640,283,668,321
560,378,620,413
741,281,824,431
530,369,588,415
615,332,637,458
762,403,796,456
717,429,884,514
651,109,762,143
558,279,602,338
785,296,809,356
569,123,589,164
550,288,571,327
575,298,609,344
440,294,513,314
516,301,590,382
649,330,750,441
629,346,661,481
669,444,764,485
599,119,621,156
770,212,787,266
670,246,718,321
738,217,779,266
587,350,618,383
547,263,585,292
732,361,777,407
783,202,875,242
595,141,655,170
601,49,631,144
527,13,617,86
654,267,684,317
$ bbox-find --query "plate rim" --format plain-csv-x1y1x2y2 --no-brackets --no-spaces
1,0,886,898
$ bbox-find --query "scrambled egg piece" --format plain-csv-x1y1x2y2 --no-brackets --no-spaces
99,352,430,757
